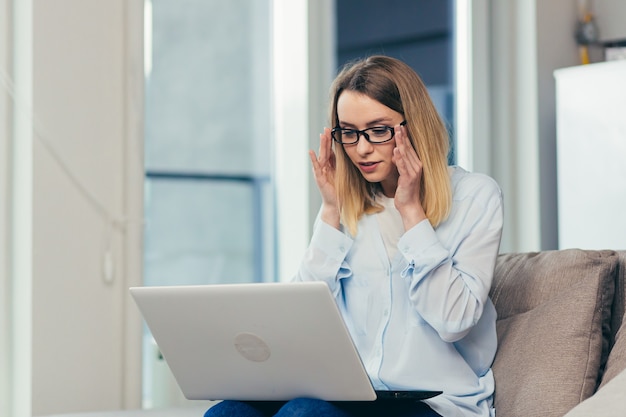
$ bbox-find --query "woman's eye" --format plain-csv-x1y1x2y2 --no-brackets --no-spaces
371,127,389,136
342,130,358,138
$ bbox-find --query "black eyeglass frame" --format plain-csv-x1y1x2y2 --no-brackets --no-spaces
331,120,407,145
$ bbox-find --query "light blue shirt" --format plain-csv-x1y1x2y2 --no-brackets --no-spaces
293,166,504,417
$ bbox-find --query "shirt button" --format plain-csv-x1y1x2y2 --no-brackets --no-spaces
339,246,345,253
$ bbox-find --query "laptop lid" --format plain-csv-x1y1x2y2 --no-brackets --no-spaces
130,281,378,401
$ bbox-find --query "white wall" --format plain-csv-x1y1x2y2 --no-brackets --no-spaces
32,1,144,413
483,0,609,252
535,0,583,250
3,0,144,415
595,0,626,42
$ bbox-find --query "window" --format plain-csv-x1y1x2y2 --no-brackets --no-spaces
336,0,457,164
143,0,274,288
142,0,275,407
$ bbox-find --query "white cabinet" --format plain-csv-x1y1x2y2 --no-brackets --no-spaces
555,61,626,250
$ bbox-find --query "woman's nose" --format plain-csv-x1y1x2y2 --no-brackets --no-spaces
355,135,373,155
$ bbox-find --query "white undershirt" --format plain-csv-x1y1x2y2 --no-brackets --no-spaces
375,194,405,261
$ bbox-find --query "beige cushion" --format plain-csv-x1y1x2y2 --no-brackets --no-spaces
489,249,618,417
600,310,626,387
609,252,626,340
600,251,626,387
563,367,626,417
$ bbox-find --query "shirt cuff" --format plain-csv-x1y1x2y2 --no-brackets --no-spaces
397,219,449,270
310,220,354,260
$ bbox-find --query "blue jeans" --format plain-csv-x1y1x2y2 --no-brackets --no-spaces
204,398,442,417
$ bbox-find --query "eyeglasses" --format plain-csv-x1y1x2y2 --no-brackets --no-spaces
331,121,407,145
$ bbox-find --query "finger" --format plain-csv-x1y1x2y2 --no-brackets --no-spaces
396,125,421,174
318,128,332,163
309,149,319,168
393,147,408,176
402,124,422,168
395,124,414,158
309,150,326,182
395,134,417,178
311,130,334,181
317,133,326,163
393,127,409,173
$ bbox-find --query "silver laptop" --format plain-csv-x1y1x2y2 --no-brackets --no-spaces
130,281,441,402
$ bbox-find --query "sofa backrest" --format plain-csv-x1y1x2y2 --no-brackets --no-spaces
600,251,626,388
489,249,622,417
609,251,626,348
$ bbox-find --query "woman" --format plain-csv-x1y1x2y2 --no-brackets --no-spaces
207,56,503,417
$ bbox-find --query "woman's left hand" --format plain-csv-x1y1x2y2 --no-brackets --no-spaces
392,123,427,229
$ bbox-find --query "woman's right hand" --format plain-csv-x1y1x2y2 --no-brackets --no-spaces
309,128,340,228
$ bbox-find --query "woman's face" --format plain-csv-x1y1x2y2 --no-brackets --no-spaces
336,90,404,197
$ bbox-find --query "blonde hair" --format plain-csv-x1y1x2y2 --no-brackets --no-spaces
329,55,452,235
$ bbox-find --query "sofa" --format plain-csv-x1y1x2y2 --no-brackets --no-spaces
48,248,626,417
490,249,626,417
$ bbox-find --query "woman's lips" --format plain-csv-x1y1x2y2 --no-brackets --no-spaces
358,161,380,173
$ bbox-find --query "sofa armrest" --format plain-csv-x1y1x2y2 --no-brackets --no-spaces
563,367,626,417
